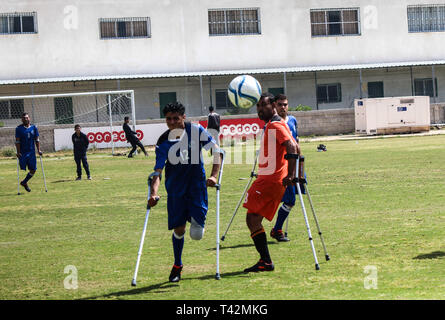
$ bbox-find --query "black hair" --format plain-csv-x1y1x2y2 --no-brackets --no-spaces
275,93,287,101
22,112,29,117
208,106,214,112
124,116,129,121
163,101,185,116
259,92,276,104
74,124,81,129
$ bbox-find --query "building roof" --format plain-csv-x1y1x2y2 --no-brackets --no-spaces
1,59,444,85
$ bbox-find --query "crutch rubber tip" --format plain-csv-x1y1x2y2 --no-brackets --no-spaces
131,280,137,286
221,236,225,241
215,273,221,280
325,255,330,261
315,264,320,271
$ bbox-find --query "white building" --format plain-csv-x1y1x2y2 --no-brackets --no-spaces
0,0,444,125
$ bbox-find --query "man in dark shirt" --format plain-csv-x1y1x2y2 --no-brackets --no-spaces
72,124,91,180
123,116,148,158
207,106,220,155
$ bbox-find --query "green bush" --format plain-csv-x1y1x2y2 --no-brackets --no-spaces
289,104,312,111
1,147,16,157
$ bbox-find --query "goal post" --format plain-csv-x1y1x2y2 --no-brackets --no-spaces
0,90,136,154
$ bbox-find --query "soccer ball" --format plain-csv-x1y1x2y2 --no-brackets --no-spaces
227,75,262,109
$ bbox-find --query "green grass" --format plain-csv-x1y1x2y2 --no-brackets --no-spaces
0,134,445,300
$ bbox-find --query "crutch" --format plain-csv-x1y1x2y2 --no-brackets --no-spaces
299,156,330,261
221,149,259,241
16,158,21,195
39,155,48,192
294,155,320,270
131,173,159,286
214,149,226,280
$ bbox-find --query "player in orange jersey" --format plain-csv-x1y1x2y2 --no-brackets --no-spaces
243,92,300,272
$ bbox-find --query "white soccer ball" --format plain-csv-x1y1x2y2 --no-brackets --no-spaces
227,75,262,109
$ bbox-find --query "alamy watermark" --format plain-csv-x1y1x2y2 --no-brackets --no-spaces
64,265,78,290
363,265,378,289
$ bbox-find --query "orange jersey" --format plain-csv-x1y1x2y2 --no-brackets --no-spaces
257,115,293,182
243,115,294,220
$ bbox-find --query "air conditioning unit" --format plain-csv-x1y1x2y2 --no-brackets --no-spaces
354,96,430,135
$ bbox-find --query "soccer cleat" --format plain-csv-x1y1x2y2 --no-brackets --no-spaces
87,176,92,180
169,264,183,282
243,260,274,273
20,181,31,192
76,176,81,181
270,229,290,242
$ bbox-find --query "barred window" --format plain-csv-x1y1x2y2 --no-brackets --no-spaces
215,89,235,109
0,12,37,34
99,17,150,39
414,78,438,97
208,8,261,36
310,8,360,36
317,84,342,103
408,5,445,32
0,99,24,119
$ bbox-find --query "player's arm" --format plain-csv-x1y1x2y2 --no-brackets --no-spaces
282,139,298,187
35,139,42,155
148,169,162,207
206,151,222,187
15,137,21,158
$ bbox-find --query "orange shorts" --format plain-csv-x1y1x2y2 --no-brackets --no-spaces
243,178,286,221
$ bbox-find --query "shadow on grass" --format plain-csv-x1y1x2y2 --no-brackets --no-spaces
79,271,247,300
207,241,277,251
52,179,72,183
413,251,445,260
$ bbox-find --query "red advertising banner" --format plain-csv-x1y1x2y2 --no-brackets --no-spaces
199,118,265,138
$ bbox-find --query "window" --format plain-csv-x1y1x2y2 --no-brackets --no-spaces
317,84,342,103
215,89,234,109
367,82,384,98
99,17,150,39
0,12,37,34
310,8,360,36
208,8,261,36
0,99,24,119
408,5,445,32
110,95,131,115
414,78,438,97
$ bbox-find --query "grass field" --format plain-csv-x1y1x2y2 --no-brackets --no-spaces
0,133,444,300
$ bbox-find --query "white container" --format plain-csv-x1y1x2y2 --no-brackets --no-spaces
354,96,430,135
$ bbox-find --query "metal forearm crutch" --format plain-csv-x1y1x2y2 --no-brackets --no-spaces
16,158,21,195
131,173,159,286
215,149,226,280
294,155,320,271
221,148,259,242
39,155,48,192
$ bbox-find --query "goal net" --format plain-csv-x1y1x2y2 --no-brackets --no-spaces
0,90,136,153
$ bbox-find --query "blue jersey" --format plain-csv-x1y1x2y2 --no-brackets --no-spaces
285,115,298,141
15,124,39,154
154,122,217,196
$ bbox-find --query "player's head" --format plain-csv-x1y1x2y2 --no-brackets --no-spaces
208,106,214,112
74,124,81,134
124,116,130,123
256,93,276,122
21,113,30,126
163,102,186,130
275,94,289,118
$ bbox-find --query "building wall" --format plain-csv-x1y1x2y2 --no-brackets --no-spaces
1,0,445,80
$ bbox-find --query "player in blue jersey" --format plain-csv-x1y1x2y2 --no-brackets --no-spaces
270,94,304,242
15,113,43,193
147,102,222,283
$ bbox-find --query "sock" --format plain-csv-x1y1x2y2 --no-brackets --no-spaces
22,172,34,184
172,232,184,266
251,228,271,264
273,204,292,231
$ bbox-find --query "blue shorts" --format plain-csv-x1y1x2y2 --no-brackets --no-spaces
19,152,37,171
167,188,208,230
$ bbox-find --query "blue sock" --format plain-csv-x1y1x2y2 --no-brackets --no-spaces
273,204,292,231
22,172,33,184
172,232,184,266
